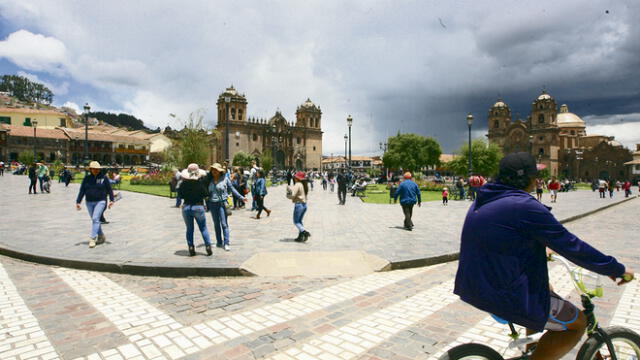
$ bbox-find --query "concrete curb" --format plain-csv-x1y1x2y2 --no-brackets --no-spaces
385,195,638,271
0,196,636,277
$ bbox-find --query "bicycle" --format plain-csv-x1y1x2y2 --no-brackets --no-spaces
440,254,639,360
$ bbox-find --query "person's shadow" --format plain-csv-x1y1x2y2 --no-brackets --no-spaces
279,238,306,243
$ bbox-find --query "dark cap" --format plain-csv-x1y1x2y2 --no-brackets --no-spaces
498,152,538,180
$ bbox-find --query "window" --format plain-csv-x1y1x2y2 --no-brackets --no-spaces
0,116,10,124
23,117,32,126
236,142,239,147
296,137,301,144
538,148,544,155
539,136,544,141
231,108,236,120
538,114,544,124
252,133,257,141
238,109,243,121
570,130,575,135
313,146,316,151
494,120,499,128
59,118,66,127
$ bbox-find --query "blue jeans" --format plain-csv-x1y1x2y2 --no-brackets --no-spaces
181,205,211,247
209,202,230,246
86,200,106,238
38,176,45,191
293,202,307,232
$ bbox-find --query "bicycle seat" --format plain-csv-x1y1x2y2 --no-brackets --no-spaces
490,314,509,324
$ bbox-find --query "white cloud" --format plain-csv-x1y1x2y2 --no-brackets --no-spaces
61,101,80,113
584,113,640,150
0,30,67,74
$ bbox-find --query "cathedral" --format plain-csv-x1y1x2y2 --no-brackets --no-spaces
487,90,631,180
215,86,323,170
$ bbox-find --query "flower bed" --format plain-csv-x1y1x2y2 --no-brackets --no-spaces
129,172,173,185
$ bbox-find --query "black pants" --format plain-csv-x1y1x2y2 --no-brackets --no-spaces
29,178,37,193
256,195,269,216
338,187,347,204
443,196,448,204
402,203,414,229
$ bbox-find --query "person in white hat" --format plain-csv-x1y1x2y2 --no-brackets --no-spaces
203,162,247,251
76,161,114,248
177,163,212,256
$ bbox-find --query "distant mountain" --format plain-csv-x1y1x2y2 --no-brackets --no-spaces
89,111,151,131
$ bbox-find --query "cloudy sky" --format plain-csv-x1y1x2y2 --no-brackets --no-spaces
0,0,639,154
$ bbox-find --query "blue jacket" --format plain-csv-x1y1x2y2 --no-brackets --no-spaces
394,179,421,205
454,182,625,331
76,173,114,203
205,174,243,203
254,178,267,196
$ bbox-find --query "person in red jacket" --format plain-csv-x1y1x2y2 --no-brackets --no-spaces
547,176,561,203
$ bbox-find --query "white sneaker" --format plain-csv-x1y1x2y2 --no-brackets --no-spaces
97,233,106,244
224,245,230,251
89,237,96,248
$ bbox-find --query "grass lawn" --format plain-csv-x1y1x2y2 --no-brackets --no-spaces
361,184,443,204
72,172,171,197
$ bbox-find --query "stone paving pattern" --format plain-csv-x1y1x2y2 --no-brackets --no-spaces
0,175,635,272
0,197,638,359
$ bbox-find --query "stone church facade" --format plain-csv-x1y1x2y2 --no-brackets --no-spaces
215,86,323,170
487,90,631,180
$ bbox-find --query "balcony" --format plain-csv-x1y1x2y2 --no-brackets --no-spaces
115,148,148,154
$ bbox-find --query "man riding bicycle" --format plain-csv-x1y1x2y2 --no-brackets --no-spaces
454,152,634,360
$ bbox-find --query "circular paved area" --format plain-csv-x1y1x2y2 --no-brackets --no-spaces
0,174,635,276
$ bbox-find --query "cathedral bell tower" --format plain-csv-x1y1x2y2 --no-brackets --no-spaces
487,98,512,148
216,85,248,124
295,98,322,128
530,90,557,130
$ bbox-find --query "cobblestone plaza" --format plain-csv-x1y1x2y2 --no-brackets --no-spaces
0,175,638,359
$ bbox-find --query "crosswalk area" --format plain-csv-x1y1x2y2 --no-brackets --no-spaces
1,256,638,360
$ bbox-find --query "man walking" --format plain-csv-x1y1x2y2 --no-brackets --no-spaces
394,172,421,230
336,169,348,205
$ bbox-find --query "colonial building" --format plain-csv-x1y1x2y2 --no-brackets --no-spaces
624,145,640,181
487,90,631,180
215,86,323,170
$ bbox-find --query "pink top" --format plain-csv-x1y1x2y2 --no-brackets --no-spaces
442,190,449,197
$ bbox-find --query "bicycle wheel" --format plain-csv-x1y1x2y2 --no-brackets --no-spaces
577,326,640,359
440,343,505,360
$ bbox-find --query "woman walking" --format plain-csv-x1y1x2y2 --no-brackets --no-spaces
287,171,310,242
177,163,212,256
28,163,38,194
205,163,246,251
254,169,271,219
75,161,114,248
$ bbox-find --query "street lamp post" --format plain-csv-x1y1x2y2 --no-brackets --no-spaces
343,134,348,169
347,115,353,169
83,103,90,165
380,141,388,179
529,135,533,154
32,120,38,161
224,96,231,163
466,113,474,178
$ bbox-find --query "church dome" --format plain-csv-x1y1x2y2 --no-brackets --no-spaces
556,104,585,128
492,99,508,108
537,91,552,100
301,98,318,109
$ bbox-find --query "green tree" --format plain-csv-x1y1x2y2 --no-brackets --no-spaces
382,133,442,172
18,150,34,165
177,111,208,168
446,139,503,177
232,151,254,167
260,150,273,173
0,75,54,104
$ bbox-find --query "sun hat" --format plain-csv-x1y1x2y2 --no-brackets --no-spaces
403,172,412,179
210,163,225,172
294,171,306,181
181,163,206,180
88,161,101,169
